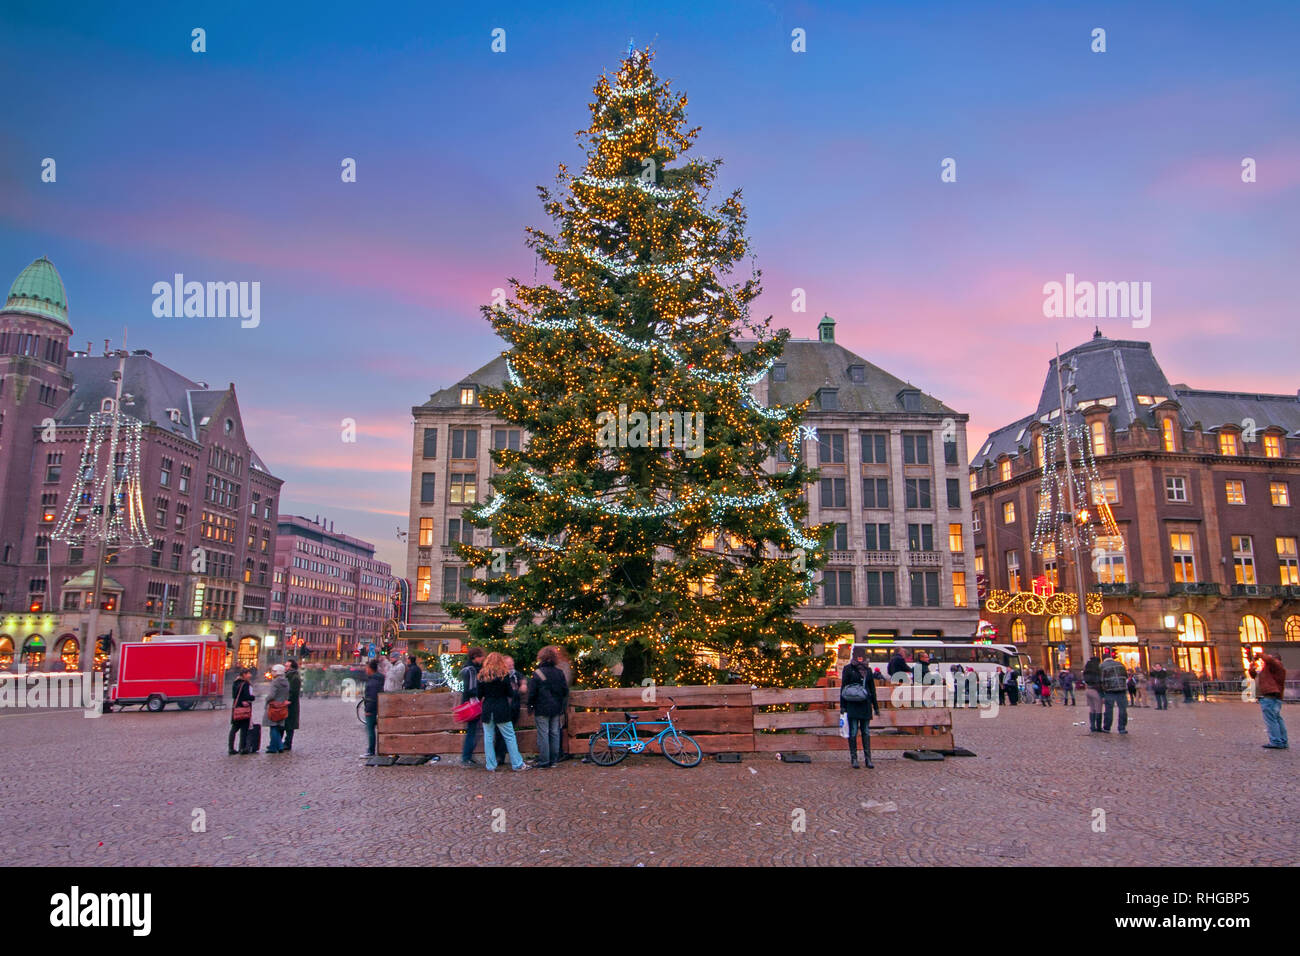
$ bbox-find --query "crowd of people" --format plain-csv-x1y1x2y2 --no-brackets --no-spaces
226,659,302,755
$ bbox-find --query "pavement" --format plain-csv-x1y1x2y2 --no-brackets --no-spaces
1,693,1294,866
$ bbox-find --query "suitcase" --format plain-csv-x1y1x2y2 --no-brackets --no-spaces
247,723,262,753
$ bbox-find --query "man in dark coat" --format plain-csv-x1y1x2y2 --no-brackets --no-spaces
283,659,301,751
887,648,910,681
361,659,385,757
840,648,882,769
403,654,422,690
458,648,485,767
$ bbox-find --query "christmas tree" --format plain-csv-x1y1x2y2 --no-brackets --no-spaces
449,48,833,687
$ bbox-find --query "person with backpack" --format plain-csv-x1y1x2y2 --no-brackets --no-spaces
458,647,485,767
475,652,529,772
1082,655,1103,732
528,647,570,768
1100,649,1129,734
840,648,881,768
1058,669,1077,706
228,667,255,755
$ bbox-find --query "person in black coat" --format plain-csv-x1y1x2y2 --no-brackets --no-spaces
474,652,528,771
229,667,255,755
887,649,910,681
403,654,422,690
528,647,570,768
283,659,301,751
840,649,881,769
361,659,385,758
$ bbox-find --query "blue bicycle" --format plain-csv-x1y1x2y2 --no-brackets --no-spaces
588,696,703,768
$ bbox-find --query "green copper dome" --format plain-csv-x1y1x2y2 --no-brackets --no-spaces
5,257,69,325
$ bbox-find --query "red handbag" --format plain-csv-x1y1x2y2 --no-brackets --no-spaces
453,698,482,723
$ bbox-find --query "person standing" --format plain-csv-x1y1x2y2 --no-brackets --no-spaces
1100,650,1129,734
840,648,881,769
264,664,290,754
458,647,485,767
997,669,1007,707
1058,668,1077,706
1126,672,1139,707
1082,656,1103,732
1150,665,1169,711
528,647,569,768
229,667,255,755
549,645,574,762
403,654,422,691
1251,651,1289,749
887,647,910,681
1181,668,1196,704
1005,668,1020,706
282,659,301,752
384,652,405,693
360,658,384,757
476,652,529,772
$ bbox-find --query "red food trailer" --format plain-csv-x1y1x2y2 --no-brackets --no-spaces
107,635,227,712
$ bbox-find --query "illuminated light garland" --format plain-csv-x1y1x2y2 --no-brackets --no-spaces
575,175,685,200
52,411,153,549
608,83,653,98
438,653,464,693
1031,423,1123,556
591,116,648,141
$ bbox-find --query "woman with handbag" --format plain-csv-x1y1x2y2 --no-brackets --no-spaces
475,652,529,772
456,648,485,767
840,648,881,769
229,667,255,755
264,664,291,754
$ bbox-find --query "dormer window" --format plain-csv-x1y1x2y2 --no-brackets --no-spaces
771,364,787,383
166,408,182,424
849,365,865,384
459,386,477,406
100,398,116,414
817,388,838,411
897,388,921,413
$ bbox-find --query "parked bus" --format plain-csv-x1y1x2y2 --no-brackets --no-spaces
837,639,1032,691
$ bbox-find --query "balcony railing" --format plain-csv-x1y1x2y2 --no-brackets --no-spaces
1168,582,1220,597
906,550,944,567
1230,584,1274,598
1097,582,1139,597
863,550,898,566
1280,585,1300,600
827,550,856,565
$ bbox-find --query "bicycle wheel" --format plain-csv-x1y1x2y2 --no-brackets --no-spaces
356,699,365,723
587,729,628,766
660,731,703,767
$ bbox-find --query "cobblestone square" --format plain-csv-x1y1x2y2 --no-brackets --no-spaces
2,695,1293,866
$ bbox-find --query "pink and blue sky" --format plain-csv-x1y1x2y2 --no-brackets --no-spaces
2,1,1297,570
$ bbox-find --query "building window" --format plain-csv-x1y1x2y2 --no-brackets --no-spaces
1263,434,1282,458
1240,615,1268,643
419,473,436,504
944,440,958,466
904,478,932,509
849,364,865,384
864,523,891,551
1006,551,1021,592
866,571,896,606
818,432,845,464
1092,478,1119,504
1003,501,1016,524
442,566,470,604
447,518,473,545
450,428,478,460
999,459,1011,483
971,510,981,533
817,388,838,411
1090,421,1108,457
948,523,963,552
449,475,476,504
952,572,967,607
974,550,984,575
1270,482,1290,507
416,566,431,602
820,477,847,509
1041,542,1059,589
1161,418,1177,452
831,523,849,550
1225,480,1246,505
822,570,853,606
771,363,786,382
903,433,930,465
1277,537,1299,586
910,571,940,607
459,387,476,406
969,471,978,492
1219,432,1239,456
179,465,191,494
946,477,961,509
1286,615,1300,641
861,478,889,509
418,517,434,547
492,428,521,452
907,523,934,552
422,428,438,458
1094,535,1126,584
1170,532,1197,583
1165,476,1187,502
160,457,172,487
1010,619,1027,642
1035,433,1046,468
1231,536,1256,586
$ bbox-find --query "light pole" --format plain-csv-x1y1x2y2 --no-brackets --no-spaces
1054,347,1094,664
83,351,127,687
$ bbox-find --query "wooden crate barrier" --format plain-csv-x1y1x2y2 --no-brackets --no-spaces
377,682,954,757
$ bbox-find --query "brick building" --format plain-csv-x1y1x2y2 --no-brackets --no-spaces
269,515,393,662
970,331,1300,680
404,315,978,653
0,257,284,671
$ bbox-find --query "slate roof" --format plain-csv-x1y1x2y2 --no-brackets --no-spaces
416,333,959,417
972,331,1300,467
